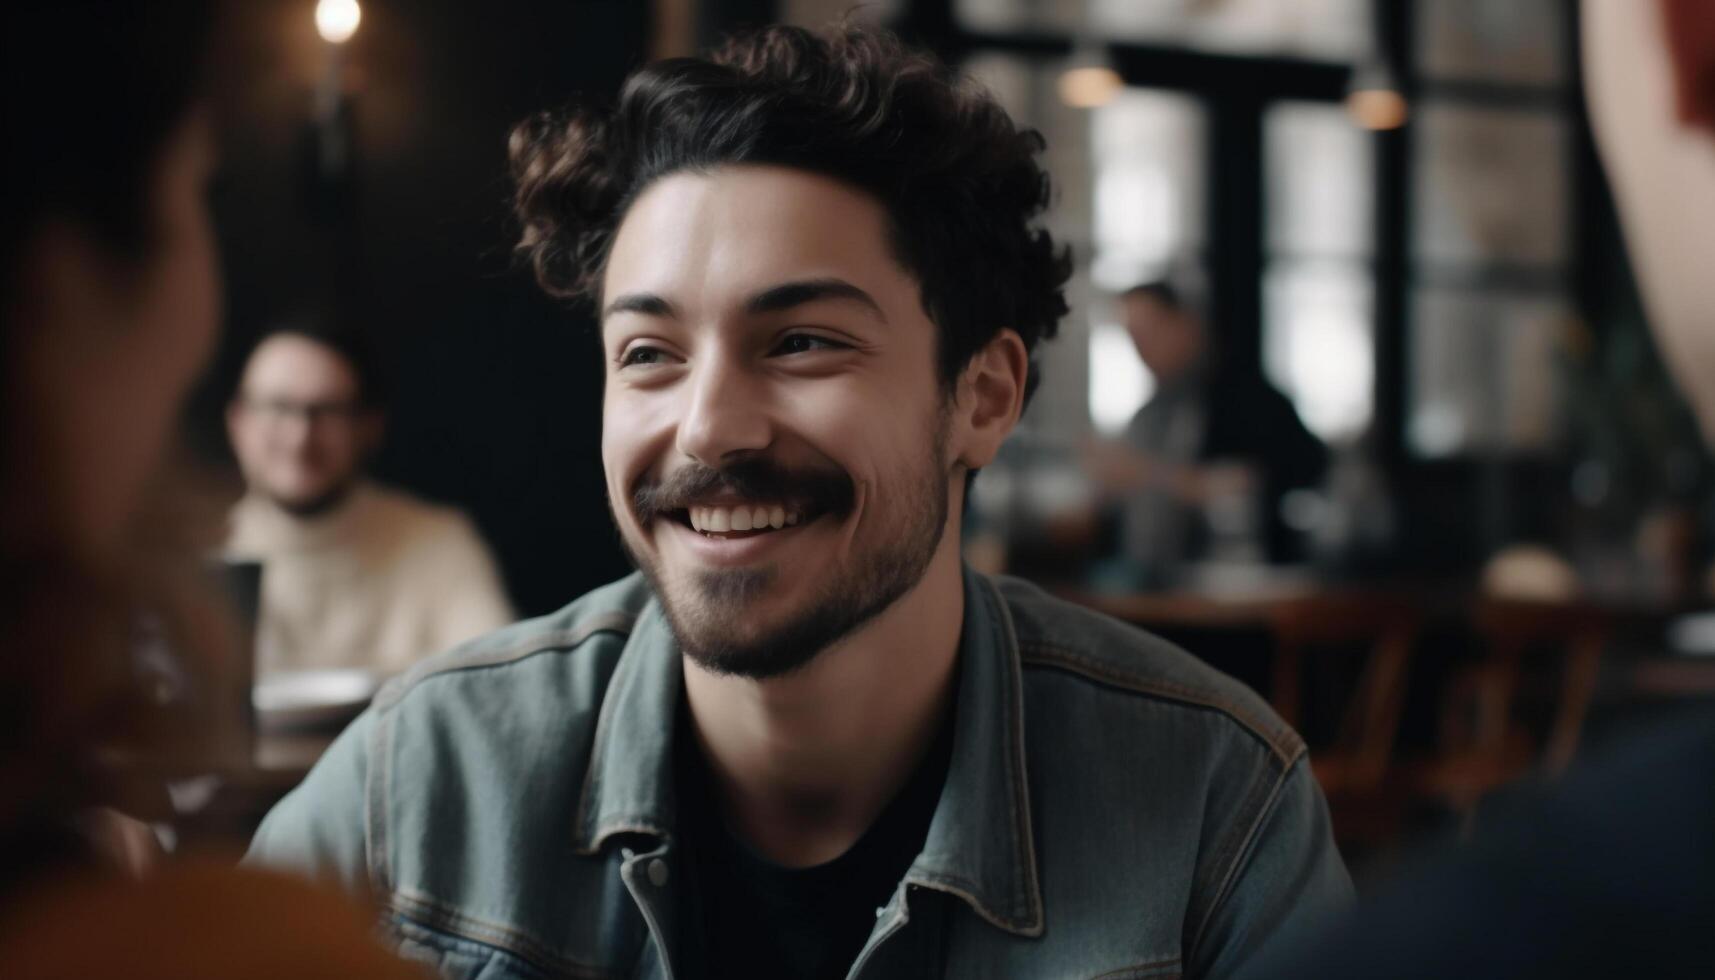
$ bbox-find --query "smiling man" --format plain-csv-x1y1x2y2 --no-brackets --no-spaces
248,24,1350,980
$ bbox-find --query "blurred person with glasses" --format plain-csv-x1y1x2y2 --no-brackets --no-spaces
225,321,514,679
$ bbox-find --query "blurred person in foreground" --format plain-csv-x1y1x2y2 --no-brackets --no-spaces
1088,282,1328,584
248,23,1351,980
226,321,513,678
0,2,426,976
1235,2,1715,978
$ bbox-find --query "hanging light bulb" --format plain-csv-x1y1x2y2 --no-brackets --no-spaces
1059,42,1123,109
316,0,362,45
1346,59,1407,131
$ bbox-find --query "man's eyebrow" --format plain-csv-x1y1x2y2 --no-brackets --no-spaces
745,278,888,323
601,293,676,321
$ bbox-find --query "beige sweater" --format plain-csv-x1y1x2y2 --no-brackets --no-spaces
226,482,515,678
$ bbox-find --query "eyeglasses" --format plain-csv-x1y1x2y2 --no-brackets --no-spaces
240,396,364,427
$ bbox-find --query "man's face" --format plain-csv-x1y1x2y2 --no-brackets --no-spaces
227,334,377,515
601,165,956,679
1123,295,1202,383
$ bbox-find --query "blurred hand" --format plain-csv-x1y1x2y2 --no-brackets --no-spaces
75,807,164,878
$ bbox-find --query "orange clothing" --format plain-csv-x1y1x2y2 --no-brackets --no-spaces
0,861,428,979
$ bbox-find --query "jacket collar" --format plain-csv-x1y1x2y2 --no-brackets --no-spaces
572,599,681,849
570,565,1045,937
904,567,1045,936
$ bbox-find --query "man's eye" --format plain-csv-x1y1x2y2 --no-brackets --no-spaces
773,334,845,356
619,346,668,367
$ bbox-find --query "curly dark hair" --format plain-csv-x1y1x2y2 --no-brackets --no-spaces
508,23,1071,404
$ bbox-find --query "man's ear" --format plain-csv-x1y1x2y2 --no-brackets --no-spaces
951,329,1029,471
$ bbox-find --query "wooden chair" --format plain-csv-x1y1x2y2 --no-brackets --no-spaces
1261,593,1422,850
1415,599,1611,818
1266,596,1417,778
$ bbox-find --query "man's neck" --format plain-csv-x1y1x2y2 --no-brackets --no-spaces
681,528,966,868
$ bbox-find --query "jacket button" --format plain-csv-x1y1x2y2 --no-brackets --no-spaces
648,858,670,887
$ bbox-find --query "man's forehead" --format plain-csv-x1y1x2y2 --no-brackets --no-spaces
243,335,359,395
601,165,909,317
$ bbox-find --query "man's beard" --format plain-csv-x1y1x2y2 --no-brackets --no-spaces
268,476,358,518
622,438,950,680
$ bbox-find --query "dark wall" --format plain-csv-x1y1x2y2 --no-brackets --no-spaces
190,0,645,615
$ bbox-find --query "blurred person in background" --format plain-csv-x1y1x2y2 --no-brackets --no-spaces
1235,2,1715,978
1087,281,1328,584
248,23,1349,980
226,321,513,678
0,1,427,975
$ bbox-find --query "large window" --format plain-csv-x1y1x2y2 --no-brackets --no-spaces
957,0,1371,61
956,0,1389,447
1087,89,1207,435
1264,100,1376,443
804,0,1576,463
1406,0,1573,457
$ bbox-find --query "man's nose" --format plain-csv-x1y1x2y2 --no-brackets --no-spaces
674,355,772,466
274,411,314,450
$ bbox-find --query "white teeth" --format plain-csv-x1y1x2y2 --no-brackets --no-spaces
687,502,802,535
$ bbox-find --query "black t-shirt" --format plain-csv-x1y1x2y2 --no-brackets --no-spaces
671,700,954,980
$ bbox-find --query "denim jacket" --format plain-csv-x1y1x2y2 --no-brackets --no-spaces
247,567,1351,979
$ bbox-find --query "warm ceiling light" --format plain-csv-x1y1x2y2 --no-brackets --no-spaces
1059,43,1123,110
1060,66,1123,109
1346,60,1407,130
1347,88,1408,130
316,0,361,45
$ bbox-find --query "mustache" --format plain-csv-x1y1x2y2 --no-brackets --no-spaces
632,456,855,520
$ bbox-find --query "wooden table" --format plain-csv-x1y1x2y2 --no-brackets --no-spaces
1059,583,1699,821
1055,583,1422,730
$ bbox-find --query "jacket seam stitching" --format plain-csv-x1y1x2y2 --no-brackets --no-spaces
1019,643,1301,763
366,710,394,894
1091,956,1183,979
375,613,637,712
362,715,376,892
981,575,1048,936
903,870,1034,933
1184,753,1299,966
387,888,615,980
571,611,655,854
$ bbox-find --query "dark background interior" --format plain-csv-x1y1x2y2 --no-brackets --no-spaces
190,0,653,616
185,0,1696,617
